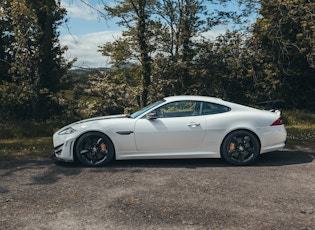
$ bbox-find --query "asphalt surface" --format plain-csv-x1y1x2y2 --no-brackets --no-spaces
0,147,314,230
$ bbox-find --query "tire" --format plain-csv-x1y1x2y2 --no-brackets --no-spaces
221,130,260,166
75,132,115,167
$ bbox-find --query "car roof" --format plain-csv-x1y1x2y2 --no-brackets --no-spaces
163,95,257,112
164,95,223,103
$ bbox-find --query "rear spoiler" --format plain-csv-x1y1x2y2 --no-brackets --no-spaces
256,100,284,110
256,100,284,115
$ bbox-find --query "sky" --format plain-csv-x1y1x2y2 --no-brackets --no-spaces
59,0,122,68
58,0,245,69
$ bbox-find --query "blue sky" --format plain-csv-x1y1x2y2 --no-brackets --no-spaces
59,0,248,68
59,0,123,68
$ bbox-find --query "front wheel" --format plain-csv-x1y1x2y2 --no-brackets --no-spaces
75,132,115,167
221,130,260,166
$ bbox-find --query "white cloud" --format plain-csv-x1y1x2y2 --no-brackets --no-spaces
61,0,104,21
60,31,122,68
201,27,228,40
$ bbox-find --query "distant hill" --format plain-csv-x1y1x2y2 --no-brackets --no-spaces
68,67,111,83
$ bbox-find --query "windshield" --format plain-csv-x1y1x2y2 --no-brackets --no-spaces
130,100,165,118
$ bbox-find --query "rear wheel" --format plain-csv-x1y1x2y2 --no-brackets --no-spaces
75,132,115,167
221,130,260,166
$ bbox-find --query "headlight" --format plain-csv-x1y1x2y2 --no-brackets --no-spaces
58,127,76,135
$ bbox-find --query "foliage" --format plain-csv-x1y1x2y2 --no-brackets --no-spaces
97,0,315,113
192,31,258,103
0,0,73,121
100,0,240,107
80,68,140,116
100,0,156,107
1,0,315,125
0,120,62,139
252,0,315,110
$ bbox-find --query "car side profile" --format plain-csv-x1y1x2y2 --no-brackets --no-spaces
53,95,287,166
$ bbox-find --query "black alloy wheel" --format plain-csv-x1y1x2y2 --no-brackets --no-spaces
75,132,115,166
221,130,260,166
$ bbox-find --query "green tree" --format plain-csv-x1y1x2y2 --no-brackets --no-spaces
190,31,259,104
94,0,314,112
0,0,71,121
101,0,235,103
252,0,315,109
30,0,68,92
153,0,210,95
28,0,70,119
0,0,39,120
0,1,12,82
101,0,156,107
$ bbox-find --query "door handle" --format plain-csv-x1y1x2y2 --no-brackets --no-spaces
188,122,200,127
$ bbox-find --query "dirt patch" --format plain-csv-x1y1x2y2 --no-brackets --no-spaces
1,148,314,229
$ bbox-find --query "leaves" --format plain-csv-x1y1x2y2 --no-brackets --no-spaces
1,0,315,122
0,0,72,121
252,0,315,109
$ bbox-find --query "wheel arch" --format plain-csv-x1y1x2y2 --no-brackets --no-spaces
73,130,116,162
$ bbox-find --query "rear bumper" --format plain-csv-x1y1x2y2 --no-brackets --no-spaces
259,125,287,154
261,142,286,153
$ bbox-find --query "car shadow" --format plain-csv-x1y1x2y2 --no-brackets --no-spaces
0,150,313,190
2,149,312,171
253,149,315,167
102,149,315,169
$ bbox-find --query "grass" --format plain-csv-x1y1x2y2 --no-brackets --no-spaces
0,121,62,159
0,121,64,139
282,110,315,147
282,110,315,127
0,137,52,159
0,110,314,159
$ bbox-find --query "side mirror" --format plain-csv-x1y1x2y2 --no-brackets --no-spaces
146,111,158,120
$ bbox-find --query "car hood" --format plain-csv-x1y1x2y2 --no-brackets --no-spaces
71,114,127,125
57,114,129,133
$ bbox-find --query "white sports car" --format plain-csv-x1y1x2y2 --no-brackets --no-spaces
52,95,287,166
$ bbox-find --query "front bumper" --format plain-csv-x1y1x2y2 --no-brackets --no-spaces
53,132,76,162
51,153,74,163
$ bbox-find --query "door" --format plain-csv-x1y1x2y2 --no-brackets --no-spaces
134,101,206,152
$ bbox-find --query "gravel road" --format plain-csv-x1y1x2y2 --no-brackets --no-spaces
1,147,314,230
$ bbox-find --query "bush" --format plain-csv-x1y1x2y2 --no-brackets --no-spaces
0,121,64,139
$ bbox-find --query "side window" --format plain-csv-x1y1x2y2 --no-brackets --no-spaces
201,102,230,115
156,101,200,118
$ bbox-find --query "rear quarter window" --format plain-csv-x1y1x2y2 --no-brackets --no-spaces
202,102,231,115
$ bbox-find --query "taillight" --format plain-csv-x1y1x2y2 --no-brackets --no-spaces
271,118,283,126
